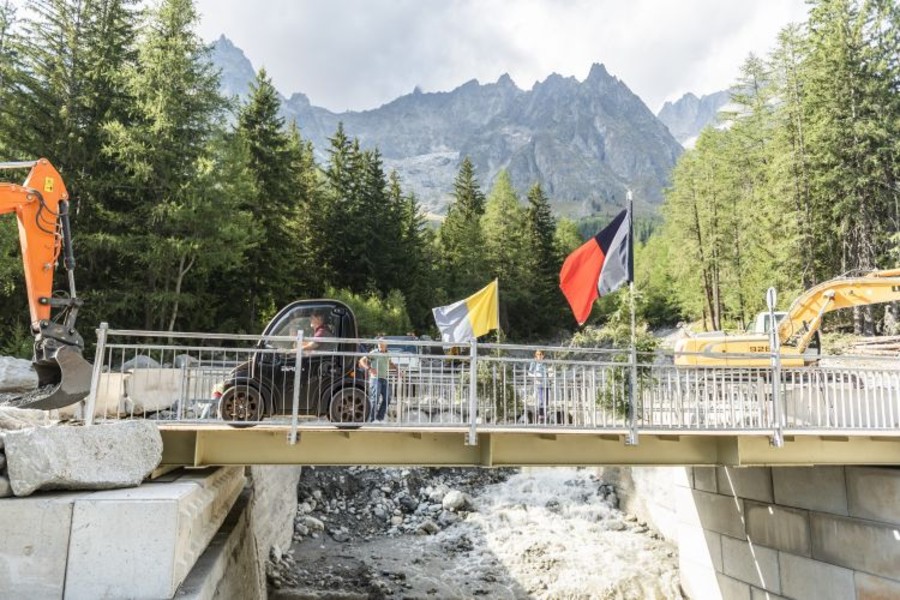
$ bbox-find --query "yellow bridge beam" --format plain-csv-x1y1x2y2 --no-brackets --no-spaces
159,426,900,468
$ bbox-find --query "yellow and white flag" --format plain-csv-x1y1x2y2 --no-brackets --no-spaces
432,280,499,343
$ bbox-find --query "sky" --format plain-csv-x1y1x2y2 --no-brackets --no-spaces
193,0,809,113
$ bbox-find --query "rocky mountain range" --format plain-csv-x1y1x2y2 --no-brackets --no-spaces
212,36,689,217
656,90,731,148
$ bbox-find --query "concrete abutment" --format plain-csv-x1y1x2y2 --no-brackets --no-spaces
605,465,900,599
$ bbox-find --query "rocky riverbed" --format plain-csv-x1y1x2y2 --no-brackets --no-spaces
268,466,683,599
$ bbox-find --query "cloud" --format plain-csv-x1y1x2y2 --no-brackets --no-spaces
194,0,809,112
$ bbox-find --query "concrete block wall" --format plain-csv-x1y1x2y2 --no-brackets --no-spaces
676,466,900,600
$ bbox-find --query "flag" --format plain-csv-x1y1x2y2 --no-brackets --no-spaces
559,208,632,324
432,280,500,343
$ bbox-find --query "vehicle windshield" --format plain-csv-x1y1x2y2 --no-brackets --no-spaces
267,306,338,350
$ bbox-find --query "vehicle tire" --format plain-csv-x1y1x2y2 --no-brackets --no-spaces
218,385,264,427
329,386,369,427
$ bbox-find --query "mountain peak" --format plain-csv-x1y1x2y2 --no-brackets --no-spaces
496,73,516,88
586,62,611,82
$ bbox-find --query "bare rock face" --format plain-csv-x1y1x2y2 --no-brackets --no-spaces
4,421,163,496
0,357,38,393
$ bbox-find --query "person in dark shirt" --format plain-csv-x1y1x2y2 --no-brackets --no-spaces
302,311,332,351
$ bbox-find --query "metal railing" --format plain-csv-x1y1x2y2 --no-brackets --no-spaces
80,324,900,446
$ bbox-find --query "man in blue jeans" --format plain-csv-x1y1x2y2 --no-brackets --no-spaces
358,337,401,422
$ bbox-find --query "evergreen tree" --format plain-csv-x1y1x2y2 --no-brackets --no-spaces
225,68,303,328
482,170,533,337
525,182,561,336
438,157,487,300
101,0,245,330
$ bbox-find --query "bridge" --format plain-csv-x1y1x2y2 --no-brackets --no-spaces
78,325,900,468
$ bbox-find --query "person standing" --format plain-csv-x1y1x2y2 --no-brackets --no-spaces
359,337,401,422
528,350,551,423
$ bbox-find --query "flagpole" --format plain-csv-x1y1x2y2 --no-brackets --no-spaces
627,190,638,446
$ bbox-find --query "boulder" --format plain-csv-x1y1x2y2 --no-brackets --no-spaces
119,355,160,371
0,475,10,498
0,357,38,393
0,406,53,431
4,420,162,496
442,489,472,511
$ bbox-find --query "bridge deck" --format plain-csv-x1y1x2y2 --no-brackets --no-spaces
158,424,900,467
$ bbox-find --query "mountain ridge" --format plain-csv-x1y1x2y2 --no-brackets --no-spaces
211,36,683,216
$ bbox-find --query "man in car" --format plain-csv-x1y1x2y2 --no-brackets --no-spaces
302,310,332,352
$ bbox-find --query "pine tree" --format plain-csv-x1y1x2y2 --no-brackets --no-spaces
438,157,487,300
101,0,244,330
226,68,303,328
525,182,561,336
482,170,532,337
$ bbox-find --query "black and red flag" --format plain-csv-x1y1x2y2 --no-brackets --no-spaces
559,208,633,324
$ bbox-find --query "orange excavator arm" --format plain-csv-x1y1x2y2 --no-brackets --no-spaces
0,158,92,409
0,158,69,326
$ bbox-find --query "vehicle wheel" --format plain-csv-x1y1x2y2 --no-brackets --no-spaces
218,385,263,427
329,386,369,427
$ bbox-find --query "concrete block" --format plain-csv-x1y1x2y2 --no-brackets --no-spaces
750,588,788,600
680,553,723,600
744,501,809,556
716,573,751,600
855,572,900,600
694,467,717,492
5,420,162,496
721,535,780,593
56,372,128,420
717,467,773,503
676,487,746,540
125,368,182,414
772,467,848,515
678,522,723,572
175,490,263,600
847,466,900,526
780,553,854,600
810,512,900,580
64,466,245,599
0,492,87,599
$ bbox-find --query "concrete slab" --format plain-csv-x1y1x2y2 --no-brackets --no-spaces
693,467,717,493
678,522,723,572
772,466,848,515
810,512,900,580
721,535,780,593
64,467,244,599
0,492,87,599
855,571,900,600
679,554,723,600
717,467,772,503
750,587,789,600
744,501,810,556
780,553,854,600
716,573,751,600
677,487,747,540
846,466,900,526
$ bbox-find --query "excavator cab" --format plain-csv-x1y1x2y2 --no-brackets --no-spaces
0,159,93,409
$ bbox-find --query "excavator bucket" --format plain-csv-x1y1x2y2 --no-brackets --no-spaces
21,346,94,410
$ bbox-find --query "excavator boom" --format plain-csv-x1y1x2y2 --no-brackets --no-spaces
675,269,900,367
777,269,900,352
0,158,92,409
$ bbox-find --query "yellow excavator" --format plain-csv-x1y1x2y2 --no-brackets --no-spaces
674,269,900,367
0,158,93,408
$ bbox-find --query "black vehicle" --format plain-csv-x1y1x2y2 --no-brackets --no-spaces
218,299,369,426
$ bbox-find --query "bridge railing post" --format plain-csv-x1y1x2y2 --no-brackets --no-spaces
289,332,304,445
625,342,639,446
466,340,478,446
84,321,108,426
